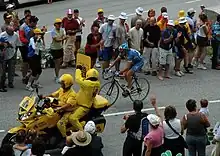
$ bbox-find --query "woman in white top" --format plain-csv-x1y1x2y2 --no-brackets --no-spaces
163,105,185,156
193,14,209,70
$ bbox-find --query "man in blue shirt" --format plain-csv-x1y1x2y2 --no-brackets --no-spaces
211,15,220,70
108,43,144,97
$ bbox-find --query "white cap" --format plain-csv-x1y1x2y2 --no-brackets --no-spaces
119,12,127,20
136,7,144,15
179,17,187,24
200,5,205,8
167,20,175,26
84,121,96,134
108,15,116,21
6,4,14,9
66,9,73,15
162,12,169,19
147,114,161,126
187,8,196,14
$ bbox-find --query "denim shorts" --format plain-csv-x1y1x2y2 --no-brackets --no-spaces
99,46,113,61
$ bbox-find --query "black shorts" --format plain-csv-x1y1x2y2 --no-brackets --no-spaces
197,35,208,47
19,45,28,62
76,36,82,42
50,49,63,60
28,55,42,77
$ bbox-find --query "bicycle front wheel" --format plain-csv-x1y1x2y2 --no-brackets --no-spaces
129,78,150,102
99,81,119,105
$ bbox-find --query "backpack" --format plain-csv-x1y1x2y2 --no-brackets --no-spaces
129,116,149,141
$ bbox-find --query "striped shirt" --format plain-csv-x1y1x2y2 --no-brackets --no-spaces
212,21,220,41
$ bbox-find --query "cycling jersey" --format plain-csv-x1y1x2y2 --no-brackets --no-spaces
120,48,143,64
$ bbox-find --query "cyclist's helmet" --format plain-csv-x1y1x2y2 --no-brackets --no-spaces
119,43,129,56
119,43,129,51
59,74,74,88
86,68,99,80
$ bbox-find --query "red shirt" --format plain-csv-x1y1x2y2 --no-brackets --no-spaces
157,15,168,23
85,33,102,54
62,17,80,31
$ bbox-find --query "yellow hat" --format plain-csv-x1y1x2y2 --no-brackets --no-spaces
59,74,74,88
178,10,185,18
97,8,104,13
33,28,42,34
54,18,62,24
86,68,99,80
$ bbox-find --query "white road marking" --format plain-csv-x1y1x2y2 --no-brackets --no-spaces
104,99,220,117
209,100,220,103
0,130,5,133
0,100,218,132
104,107,166,117
185,0,201,4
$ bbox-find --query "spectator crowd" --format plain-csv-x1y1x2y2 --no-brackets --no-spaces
0,3,220,156
0,4,220,92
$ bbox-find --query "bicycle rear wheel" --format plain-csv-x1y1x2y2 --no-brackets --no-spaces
129,78,150,102
99,81,119,105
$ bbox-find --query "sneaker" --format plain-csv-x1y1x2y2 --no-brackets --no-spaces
192,59,198,67
32,83,43,88
122,89,130,97
184,66,193,74
179,71,185,76
188,64,193,69
8,83,14,88
22,77,29,84
54,77,60,83
197,64,207,70
175,71,182,77
14,73,19,77
26,85,34,91
144,71,151,75
95,62,101,68
151,71,157,76
0,88,7,92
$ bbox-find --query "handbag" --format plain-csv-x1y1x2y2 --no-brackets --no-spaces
165,120,188,149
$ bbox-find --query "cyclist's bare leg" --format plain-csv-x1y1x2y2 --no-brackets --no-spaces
126,70,134,89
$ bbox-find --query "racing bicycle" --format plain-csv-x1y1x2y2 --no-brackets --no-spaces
99,70,150,105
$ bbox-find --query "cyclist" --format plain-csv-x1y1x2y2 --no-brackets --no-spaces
48,74,77,137
108,43,144,97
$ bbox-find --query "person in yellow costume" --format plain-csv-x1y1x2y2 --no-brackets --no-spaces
68,66,100,131
48,74,77,137
175,10,191,35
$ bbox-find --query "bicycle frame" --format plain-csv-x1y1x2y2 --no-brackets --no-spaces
101,71,150,104
108,73,140,94
108,75,126,93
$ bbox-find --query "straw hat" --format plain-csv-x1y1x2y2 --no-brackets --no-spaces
71,131,92,146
